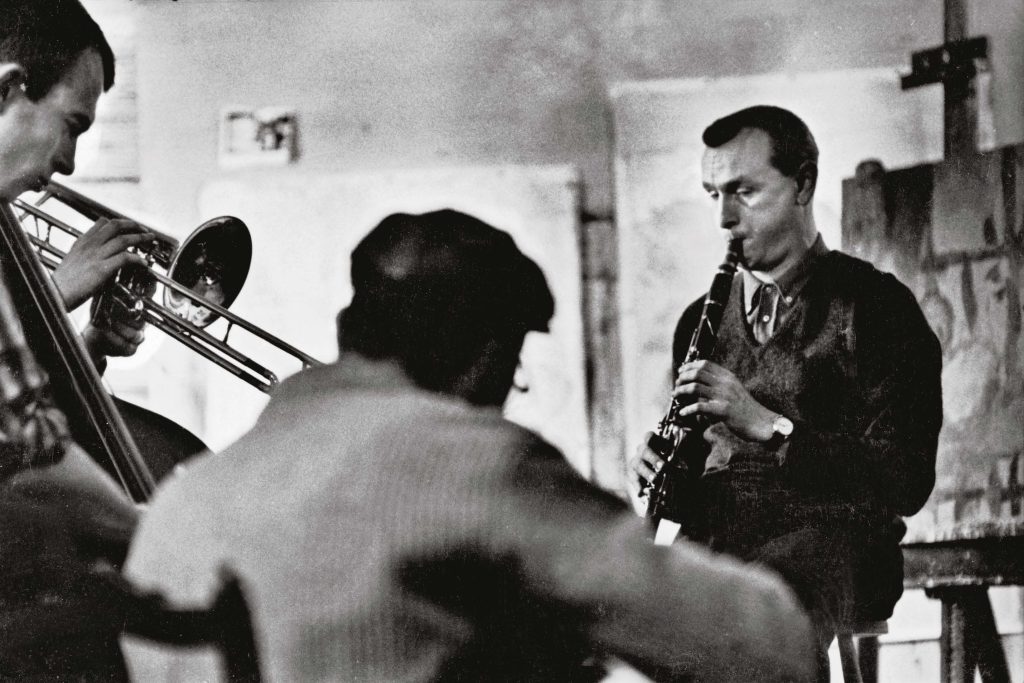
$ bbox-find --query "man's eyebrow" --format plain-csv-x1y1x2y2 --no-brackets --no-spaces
703,177,751,192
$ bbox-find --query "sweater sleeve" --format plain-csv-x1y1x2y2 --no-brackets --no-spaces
780,272,942,516
498,435,817,682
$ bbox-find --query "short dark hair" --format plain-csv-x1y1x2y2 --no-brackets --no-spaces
702,105,818,178
1,0,115,100
338,209,554,392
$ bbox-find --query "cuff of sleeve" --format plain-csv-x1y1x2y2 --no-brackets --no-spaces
773,440,791,466
775,419,817,471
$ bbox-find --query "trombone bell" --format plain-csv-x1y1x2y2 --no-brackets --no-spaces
165,216,252,328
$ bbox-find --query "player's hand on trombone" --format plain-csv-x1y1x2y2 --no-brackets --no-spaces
83,313,146,362
52,218,153,311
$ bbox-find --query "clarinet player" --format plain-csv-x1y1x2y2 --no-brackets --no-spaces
630,105,943,682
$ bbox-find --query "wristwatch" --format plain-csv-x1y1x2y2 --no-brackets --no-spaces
766,413,794,448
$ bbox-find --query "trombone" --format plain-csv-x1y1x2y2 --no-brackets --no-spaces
13,181,321,393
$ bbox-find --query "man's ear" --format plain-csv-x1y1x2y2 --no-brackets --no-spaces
795,161,818,206
0,64,26,109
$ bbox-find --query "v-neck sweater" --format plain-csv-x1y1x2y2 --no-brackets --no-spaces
671,250,942,531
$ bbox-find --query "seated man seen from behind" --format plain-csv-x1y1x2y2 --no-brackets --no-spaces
125,209,817,682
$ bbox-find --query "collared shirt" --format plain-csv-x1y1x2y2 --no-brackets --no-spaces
743,235,828,343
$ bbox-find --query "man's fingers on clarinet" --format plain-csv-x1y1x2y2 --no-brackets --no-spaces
631,434,664,483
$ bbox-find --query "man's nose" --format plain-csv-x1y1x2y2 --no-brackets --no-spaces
52,141,76,176
716,195,739,230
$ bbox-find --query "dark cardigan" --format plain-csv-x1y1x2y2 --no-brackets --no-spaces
670,250,942,619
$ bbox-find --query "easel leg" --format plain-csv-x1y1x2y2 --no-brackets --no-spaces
939,597,974,683
962,590,1010,683
930,587,1010,683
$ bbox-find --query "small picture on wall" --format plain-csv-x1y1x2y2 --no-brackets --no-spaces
218,106,298,169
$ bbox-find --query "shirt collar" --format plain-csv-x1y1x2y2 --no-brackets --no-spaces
742,234,828,313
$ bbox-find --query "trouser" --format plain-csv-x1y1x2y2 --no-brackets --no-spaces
747,528,849,683
695,467,904,682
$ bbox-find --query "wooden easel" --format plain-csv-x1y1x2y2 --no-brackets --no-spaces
903,538,1019,682
898,1,1016,681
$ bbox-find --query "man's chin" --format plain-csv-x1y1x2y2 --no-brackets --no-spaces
1,179,40,201
0,181,25,202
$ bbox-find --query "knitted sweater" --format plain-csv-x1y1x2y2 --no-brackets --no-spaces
670,251,942,618
673,250,941,522
124,355,816,682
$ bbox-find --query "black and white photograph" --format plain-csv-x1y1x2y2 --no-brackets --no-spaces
0,0,1022,681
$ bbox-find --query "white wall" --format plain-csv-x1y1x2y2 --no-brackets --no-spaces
130,0,953,229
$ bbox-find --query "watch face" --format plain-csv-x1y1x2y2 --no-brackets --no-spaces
773,416,794,437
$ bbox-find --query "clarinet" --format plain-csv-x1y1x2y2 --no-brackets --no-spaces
643,238,742,523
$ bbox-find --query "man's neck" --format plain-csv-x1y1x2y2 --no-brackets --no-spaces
755,225,820,283
747,233,825,291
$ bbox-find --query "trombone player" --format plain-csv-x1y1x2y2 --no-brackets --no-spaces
0,0,153,369
0,0,141,629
